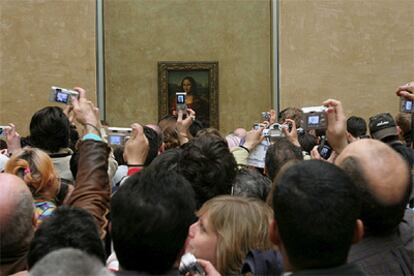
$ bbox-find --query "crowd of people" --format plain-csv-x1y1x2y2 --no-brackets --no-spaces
0,82,413,276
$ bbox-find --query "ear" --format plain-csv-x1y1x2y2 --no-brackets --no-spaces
396,126,402,136
352,219,364,244
346,132,355,143
32,210,38,228
269,219,281,246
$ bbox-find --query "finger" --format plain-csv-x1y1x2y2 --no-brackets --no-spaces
177,109,183,121
130,123,142,139
73,87,86,99
285,118,296,131
311,145,321,160
187,108,196,116
282,127,289,136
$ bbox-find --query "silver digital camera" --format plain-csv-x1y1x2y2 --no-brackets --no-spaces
179,253,205,276
107,127,132,146
49,86,79,105
400,97,413,113
0,125,10,137
262,123,287,138
301,106,328,130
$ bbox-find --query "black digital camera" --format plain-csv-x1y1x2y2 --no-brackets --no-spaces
301,106,328,130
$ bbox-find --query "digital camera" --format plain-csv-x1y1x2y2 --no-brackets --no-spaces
261,111,271,121
176,92,187,111
301,106,328,130
318,137,332,160
179,253,206,276
400,97,413,113
49,86,79,105
107,127,132,146
262,123,287,139
0,125,10,137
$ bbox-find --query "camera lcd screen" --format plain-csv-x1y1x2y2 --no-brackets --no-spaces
176,95,185,104
55,91,69,103
405,100,413,112
109,135,122,145
308,115,320,125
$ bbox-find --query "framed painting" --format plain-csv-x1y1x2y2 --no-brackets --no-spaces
158,61,219,128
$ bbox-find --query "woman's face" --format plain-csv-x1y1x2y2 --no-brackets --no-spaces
185,213,218,266
182,79,192,93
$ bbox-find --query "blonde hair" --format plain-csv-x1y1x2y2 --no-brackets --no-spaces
5,147,59,200
197,196,273,275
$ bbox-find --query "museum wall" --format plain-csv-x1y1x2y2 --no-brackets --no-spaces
104,0,272,133
0,0,97,136
279,0,414,121
2,0,413,137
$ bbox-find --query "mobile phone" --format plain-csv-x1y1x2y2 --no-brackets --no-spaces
400,97,413,113
318,136,332,160
176,92,187,111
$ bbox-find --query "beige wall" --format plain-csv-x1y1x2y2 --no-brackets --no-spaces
279,0,414,121
2,0,413,137
104,0,272,133
0,0,96,136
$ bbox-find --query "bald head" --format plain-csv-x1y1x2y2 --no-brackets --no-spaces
335,139,412,234
0,173,35,262
336,139,409,204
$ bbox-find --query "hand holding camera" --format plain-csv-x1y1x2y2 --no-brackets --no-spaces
179,253,206,276
49,86,79,105
282,119,301,147
396,82,414,113
322,99,348,154
176,108,196,145
123,123,149,166
71,87,100,135
1,123,21,155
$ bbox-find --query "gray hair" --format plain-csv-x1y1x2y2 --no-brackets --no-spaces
29,248,113,276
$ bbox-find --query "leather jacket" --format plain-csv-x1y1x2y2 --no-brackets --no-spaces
66,140,111,240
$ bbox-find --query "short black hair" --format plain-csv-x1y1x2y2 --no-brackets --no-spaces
273,160,360,269
265,137,303,181
112,145,126,166
143,126,159,166
298,132,317,153
347,116,367,138
189,119,205,137
179,133,237,209
340,156,412,235
232,166,272,201
111,156,196,274
27,206,105,268
29,106,71,152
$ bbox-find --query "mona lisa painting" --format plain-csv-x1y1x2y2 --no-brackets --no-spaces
158,61,218,128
